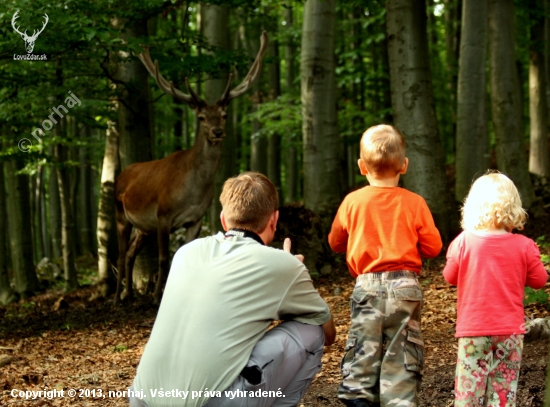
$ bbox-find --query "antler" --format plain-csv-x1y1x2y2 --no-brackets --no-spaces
28,13,48,41
11,11,26,38
217,31,269,105
137,47,205,106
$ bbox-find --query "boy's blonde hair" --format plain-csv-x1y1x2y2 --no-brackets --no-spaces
360,125,406,176
461,172,527,231
220,172,279,233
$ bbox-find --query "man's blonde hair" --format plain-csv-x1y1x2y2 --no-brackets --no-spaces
220,172,279,233
461,172,527,231
360,125,406,176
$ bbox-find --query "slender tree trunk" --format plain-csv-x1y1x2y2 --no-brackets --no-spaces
249,25,268,176
5,159,39,296
48,155,62,259
51,67,79,290
67,118,81,257
77,124,96,254
285,7,299,203
267,34,282,200
97,124,119,297
38,167,50,259
455,0,489,201
488,0,537,209
529,0,550,177
202,3,235,235
386,0,454,239
29,173,38,262
32,171,45,262
301,0,341,219
0,161,16,304
116,18,157,290
55,140,79,290
379,34,393,124
444,0,462,153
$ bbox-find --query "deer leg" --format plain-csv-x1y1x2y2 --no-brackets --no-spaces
124,230,147,301
115,213,132,305
184,219,203,244
153,223,171,304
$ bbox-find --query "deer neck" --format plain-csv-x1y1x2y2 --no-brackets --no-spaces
190,129,223,174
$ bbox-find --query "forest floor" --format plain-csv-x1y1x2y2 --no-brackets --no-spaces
1,239,550,406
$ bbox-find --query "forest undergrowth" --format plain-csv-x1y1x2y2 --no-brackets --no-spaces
2,193,550,406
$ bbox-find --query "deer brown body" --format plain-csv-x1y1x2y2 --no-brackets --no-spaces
114,33,268,304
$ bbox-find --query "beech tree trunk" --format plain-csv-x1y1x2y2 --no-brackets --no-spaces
97,124,119,297
249,24,268,176
301,0,341,219
0,161,16,305
5,159,39,296
78,124,96,254
35,167,49,259
55,146,79,290
488,0,537,209
202,3,235,235
48,152,62,259
285,7,299,203
529,0,550,177
116,18,157,290
455,0,489,201
267,32,282,200
386,0,454,239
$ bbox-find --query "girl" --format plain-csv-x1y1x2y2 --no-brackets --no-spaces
444,173,547,407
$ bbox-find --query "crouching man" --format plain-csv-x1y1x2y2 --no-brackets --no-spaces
130,172,336,407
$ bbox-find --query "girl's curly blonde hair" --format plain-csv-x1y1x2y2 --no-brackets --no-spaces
461,172,527,232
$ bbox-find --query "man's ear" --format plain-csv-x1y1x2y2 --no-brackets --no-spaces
357,159,368,175
270,210,279,232
399,157,409,175
220,211,229,232
274,210,279,228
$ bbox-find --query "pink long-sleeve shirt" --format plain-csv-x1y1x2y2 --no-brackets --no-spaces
443,231,548,337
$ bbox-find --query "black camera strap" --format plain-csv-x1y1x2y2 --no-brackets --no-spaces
225,228,264,245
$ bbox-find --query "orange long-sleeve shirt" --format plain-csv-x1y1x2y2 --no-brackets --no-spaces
328,186,442,277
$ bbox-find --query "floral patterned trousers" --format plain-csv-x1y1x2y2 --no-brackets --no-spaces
454,335,523,407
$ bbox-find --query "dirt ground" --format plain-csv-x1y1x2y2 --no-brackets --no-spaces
1,255,549,407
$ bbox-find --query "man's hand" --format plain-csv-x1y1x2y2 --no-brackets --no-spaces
283,238,305,263
322,316,336,346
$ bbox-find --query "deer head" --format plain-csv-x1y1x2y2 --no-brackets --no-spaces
138,31,268,144
11,11,49,54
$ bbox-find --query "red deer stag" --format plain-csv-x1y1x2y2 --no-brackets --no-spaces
114,32,269,304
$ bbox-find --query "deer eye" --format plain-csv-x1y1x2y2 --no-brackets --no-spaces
221,113,228,119
198,115,206,122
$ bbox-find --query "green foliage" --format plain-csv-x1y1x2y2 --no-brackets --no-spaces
536,235,550,248
113,343,128,352
524,287,549,306
247,94,301,141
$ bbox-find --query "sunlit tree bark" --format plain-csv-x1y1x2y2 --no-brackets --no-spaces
301,0,341,219
97,124,119,297
455,0,489,201
488,0,537,209
386,0,454,239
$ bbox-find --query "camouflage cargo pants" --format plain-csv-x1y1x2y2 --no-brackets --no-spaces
338,271,424,407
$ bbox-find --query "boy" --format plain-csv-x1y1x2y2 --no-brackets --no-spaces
329,125,442,407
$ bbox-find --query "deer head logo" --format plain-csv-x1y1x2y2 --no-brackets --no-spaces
11,11,49,54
